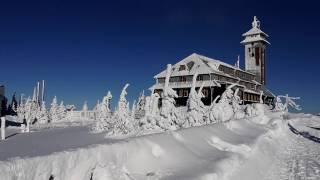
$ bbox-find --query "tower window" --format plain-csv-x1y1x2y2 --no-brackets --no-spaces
255,47,260,65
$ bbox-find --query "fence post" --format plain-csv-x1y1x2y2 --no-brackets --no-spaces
1,117,5,140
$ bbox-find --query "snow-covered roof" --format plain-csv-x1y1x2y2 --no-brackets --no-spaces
241,35,270,44
154,53,255,79
242,27,269,37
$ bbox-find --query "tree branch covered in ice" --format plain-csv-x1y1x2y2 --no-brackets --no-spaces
185,73,206,127
92,91,113,132
159,64,179,130
275,94,301,112
110,83,136,135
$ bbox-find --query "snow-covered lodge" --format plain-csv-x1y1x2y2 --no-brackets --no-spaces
151,16,275,106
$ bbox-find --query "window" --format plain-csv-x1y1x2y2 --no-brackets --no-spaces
179,65,186,71
180,76,187,82
187,61,195,70
154,90,162,97
197,75,203,81
158,78,165,84
183,89,189,97
202,89,209,97
255,47,260,66
178,89,184,97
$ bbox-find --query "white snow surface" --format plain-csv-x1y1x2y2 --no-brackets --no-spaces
0,112,320,180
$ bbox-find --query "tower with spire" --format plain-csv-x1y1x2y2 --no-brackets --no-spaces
241,16,270,85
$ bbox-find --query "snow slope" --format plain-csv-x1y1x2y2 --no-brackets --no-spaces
0,113,319,180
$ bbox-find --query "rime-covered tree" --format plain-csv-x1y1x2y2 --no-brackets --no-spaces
82,101,88,111
37,101,49,124
93,100,100,112
7,93,18,115
24,97,33,132
159,64,179,130
185,73,205,127
135,91,146,118
50,96,59,122
149,93,160,117
276,94,301,112
110,84,135,135
209,84,237,122
17,99,26,121
232,88,245,119
58,101,67,120
92,91,113,132
131,100,136,119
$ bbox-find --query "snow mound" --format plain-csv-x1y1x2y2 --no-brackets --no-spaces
0,118,272,180
208,136,251,156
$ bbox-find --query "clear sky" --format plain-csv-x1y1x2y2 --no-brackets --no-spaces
1,0,319,113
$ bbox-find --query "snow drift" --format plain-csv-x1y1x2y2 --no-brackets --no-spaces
0,113,286,180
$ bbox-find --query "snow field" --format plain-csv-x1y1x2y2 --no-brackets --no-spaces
0,117,274,180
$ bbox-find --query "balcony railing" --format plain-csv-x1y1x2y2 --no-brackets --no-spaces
156,80,218,88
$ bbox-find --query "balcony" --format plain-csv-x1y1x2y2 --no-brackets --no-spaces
155,80,219,89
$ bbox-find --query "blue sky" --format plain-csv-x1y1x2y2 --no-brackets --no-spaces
0,0,319,113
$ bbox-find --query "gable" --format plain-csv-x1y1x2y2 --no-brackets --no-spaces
154,53,215,78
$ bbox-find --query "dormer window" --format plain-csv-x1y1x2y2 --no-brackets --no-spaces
187,61,195,70
179,65,186,71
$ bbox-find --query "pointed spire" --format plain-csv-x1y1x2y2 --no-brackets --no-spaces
252,16,260,29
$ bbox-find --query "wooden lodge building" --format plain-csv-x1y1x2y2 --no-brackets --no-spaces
150,16,275,106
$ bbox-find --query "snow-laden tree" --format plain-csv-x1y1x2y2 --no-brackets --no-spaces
24,97,36,132
58,101,67,121
135,91,146,119
131,100,136,119
23,96,40,125
259,91,264,104
139,95,159,131
37,101,49,124
232,88,245,119
184,73,205,127
158,64,179,130
93,100,100,112
275,94,301,112
150,93,160,117
7,93,18,115
82,101,88,111
92,91,113,132
209,84,237,122
50,96,59,122
17,99,26,121
109,84,136,135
